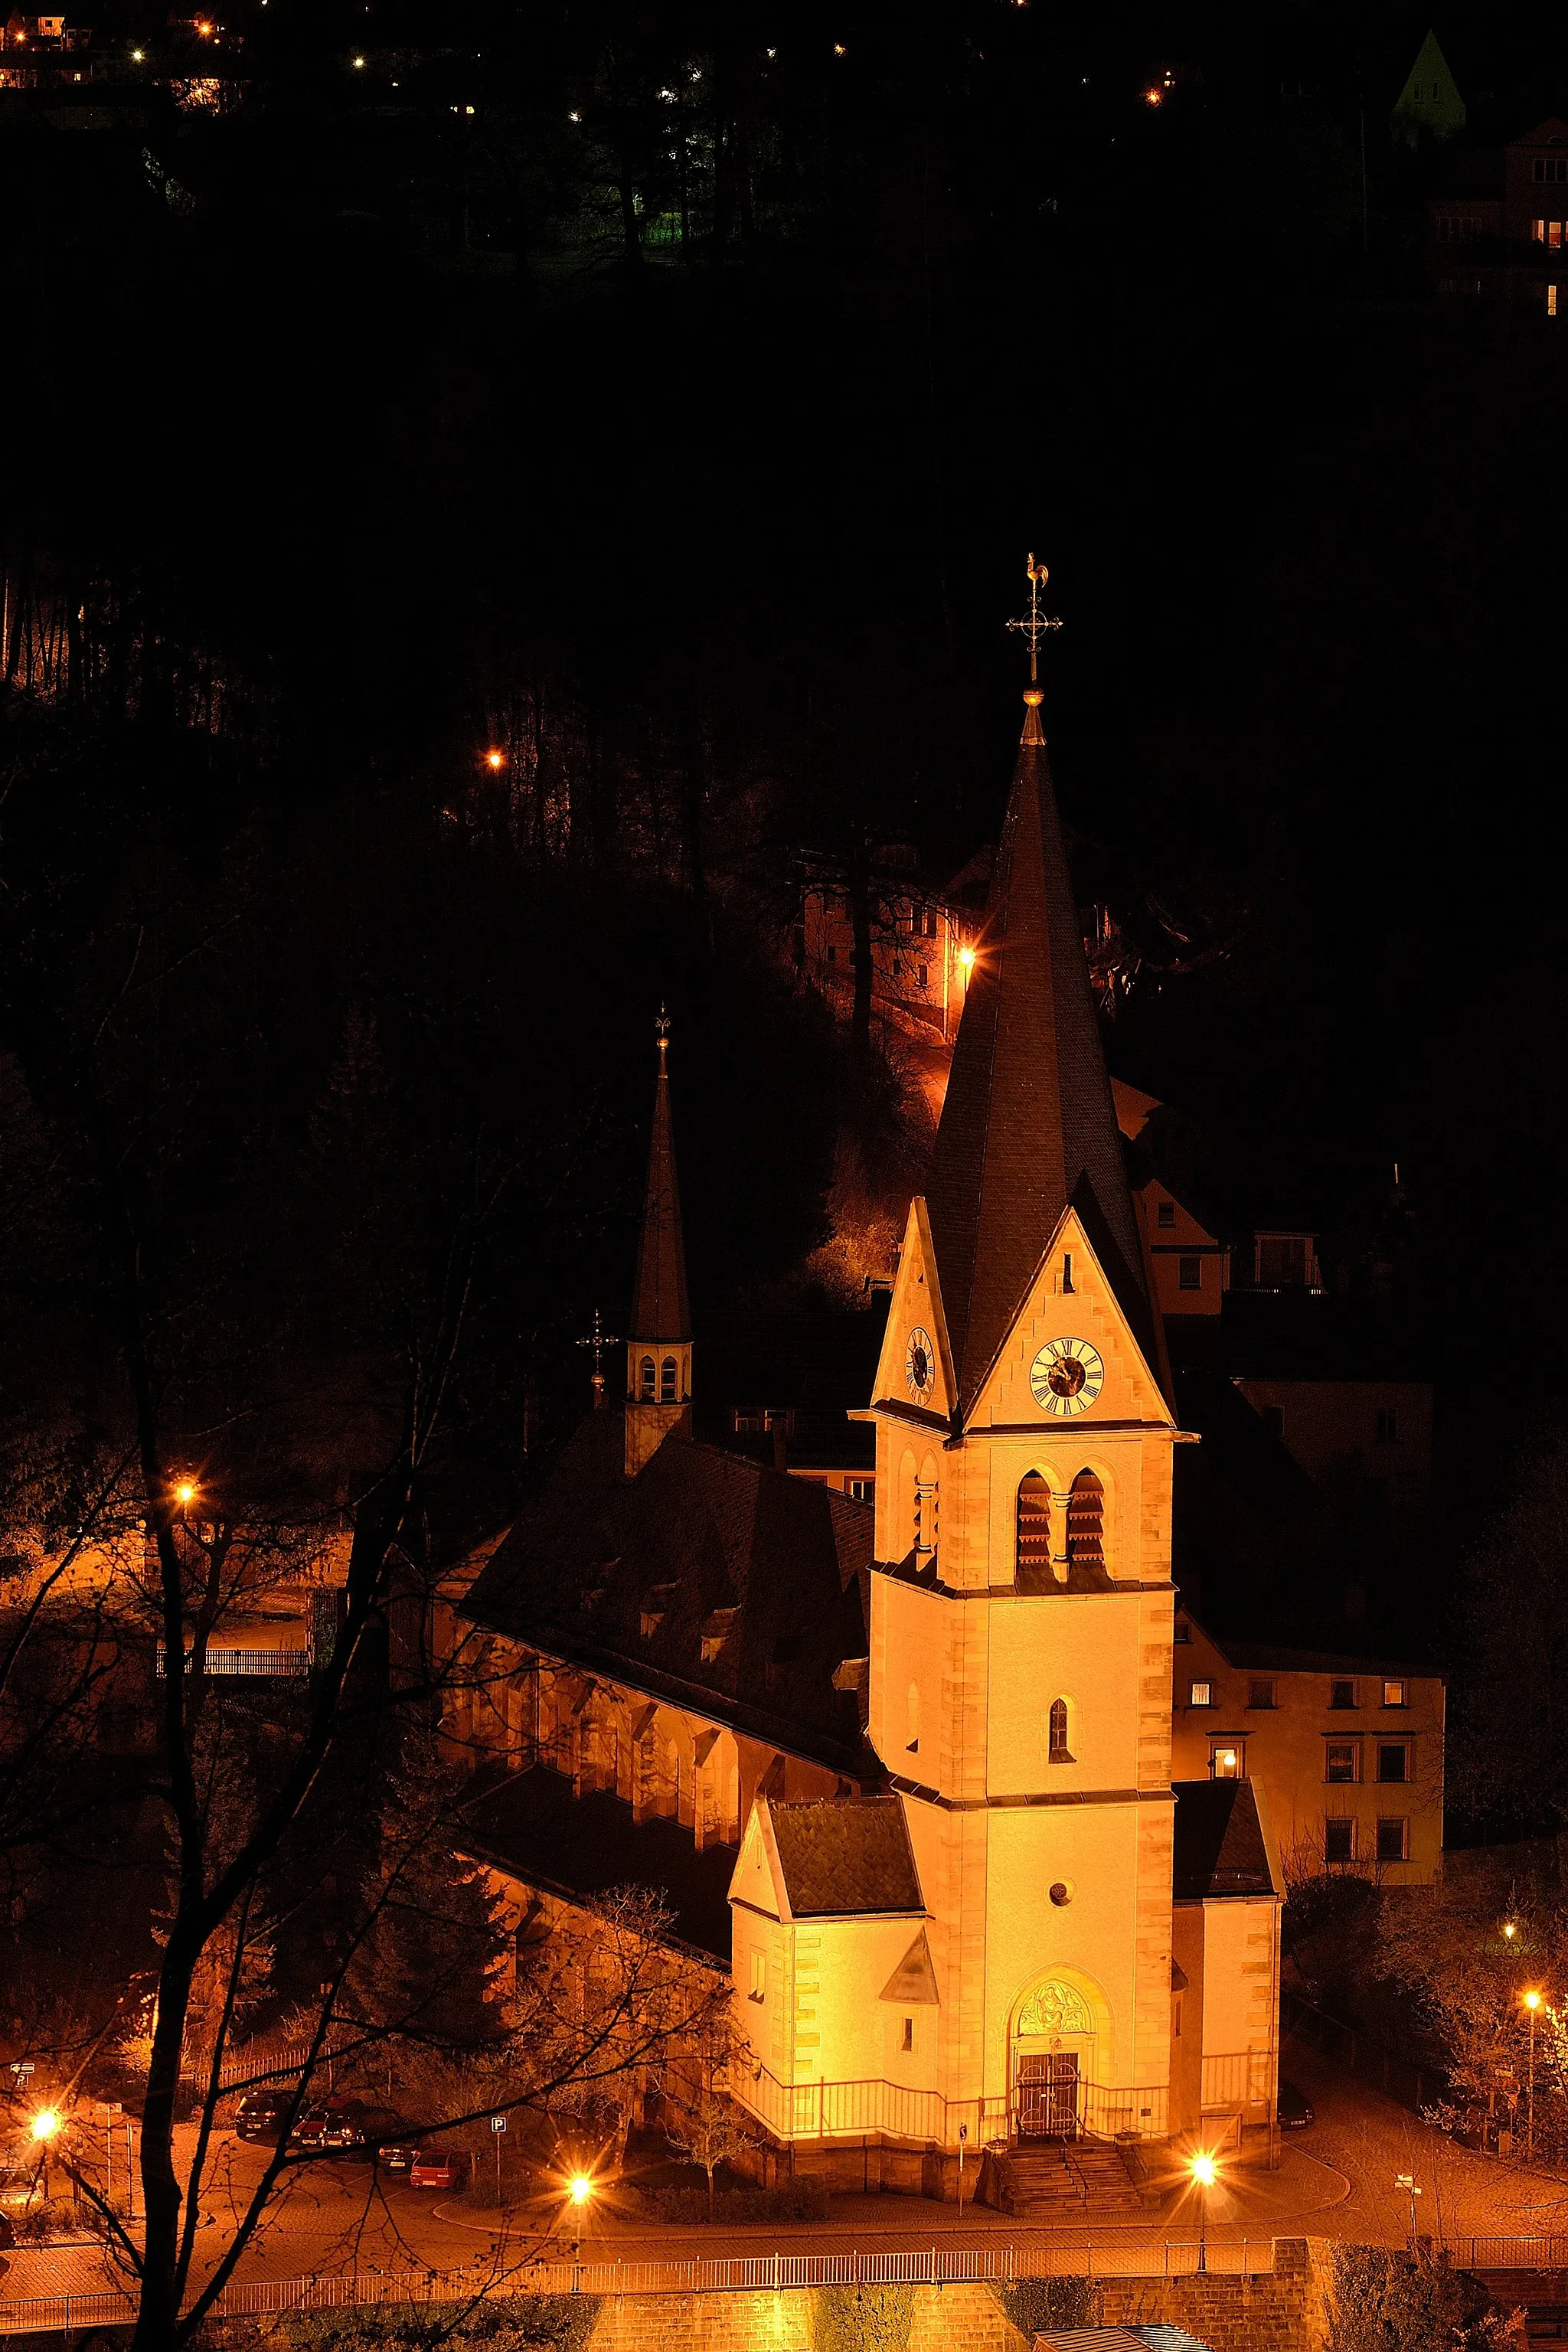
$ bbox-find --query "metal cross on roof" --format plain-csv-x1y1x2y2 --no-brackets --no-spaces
1006,550,1063,683
577,1306,621,1407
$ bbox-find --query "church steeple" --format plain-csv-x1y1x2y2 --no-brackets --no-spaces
624,1010,693,1475
927,567,1153,1421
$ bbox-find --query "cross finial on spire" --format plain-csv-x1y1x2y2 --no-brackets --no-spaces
577,1305,621,1409
655,1003,670,1061
1006,551,1063,686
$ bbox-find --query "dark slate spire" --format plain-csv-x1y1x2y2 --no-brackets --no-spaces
629,1014,691,1345
927,691,1153,1417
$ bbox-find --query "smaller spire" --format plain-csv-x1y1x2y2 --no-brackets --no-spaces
629,1011,691,1347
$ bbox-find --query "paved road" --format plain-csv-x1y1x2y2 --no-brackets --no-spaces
5,2033,1564,2314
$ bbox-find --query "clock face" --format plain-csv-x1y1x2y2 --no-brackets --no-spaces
906,1326,936,1403
1030,1337,1105,1418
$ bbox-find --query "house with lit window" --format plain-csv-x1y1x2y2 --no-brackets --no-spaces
796,851,978,1044
1171,1612,1444,1887
1425,118,1568,316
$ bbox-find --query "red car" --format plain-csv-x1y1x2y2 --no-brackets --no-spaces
409,2148,471,2190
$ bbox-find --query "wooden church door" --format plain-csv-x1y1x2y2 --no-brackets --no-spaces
1015,2051,1080,2140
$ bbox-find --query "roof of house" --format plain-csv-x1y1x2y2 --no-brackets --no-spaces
1171,1780,1278,1902
1205,1630,1440,1681
629,1047,690,1345
767,1795,924,1918
459,1766,737,1963
459,1408,874,1772
926,704,1158,1420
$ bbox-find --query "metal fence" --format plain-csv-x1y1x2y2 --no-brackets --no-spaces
156,1645,312,1677
0,2238,1280,2335
733,2064,1174,2147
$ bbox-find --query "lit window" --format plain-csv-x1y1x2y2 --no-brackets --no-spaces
1534,218,1547,241
660,1356,678,1403
1325,1818,1355,1864
1328,1678,1357,1710
1190,1681,1214,1707
1210,1743,1243,1780
1048,1697,1073,1763
1178,1256,1202,1290
1157,1200,1176,1229
749,1949,766,2002
1382,1678,1407,1707
1325,1742,1359,1784
1248,1677,1276,1709
1377,1742,1410,1785
1377,1817,1409,1864
1550,285,1560,317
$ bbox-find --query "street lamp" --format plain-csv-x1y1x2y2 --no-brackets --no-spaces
30,2109,61,2142
1524,1991,1544,2161
1190,2150,1217,2272
1394,2172,1422,2251
565,2169,593,2263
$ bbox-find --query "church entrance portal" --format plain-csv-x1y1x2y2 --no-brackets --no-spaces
1015,2051,1080,2139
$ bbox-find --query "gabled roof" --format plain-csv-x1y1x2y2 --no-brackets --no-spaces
927,702,1154,1418
1171,1780,1279,1901
629,1044,690,1344
461,1409,873,1768
766,1795,924,1917
1510,118,1568,149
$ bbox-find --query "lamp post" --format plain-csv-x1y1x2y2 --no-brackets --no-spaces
1395,2172,1422,2252
566,2170,593,2269
1190,2151,1217,2272
1524,1991,1543,2161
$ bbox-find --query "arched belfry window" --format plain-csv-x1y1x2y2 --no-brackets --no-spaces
1067,1470,1105,1576
1048,1697,1074,1763
660,1356,678,1403
639,1356,656,1400
1017,1473,1052,1585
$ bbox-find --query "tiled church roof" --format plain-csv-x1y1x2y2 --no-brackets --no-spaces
1171,1780,1277,1901
461,1408,874,1771
927,717,1157,1419
768,1795,924,1918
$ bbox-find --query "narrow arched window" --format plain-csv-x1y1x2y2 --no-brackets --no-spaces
660,1355,677,1402
1017,1474,1052,1582
639,1355,655,1400
905,1682,920,1755
1049,1697,1074,1763
1067,1470,1105,1575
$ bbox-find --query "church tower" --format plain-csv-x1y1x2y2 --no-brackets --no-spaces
624,1012,694,1477
865,568,1178,2145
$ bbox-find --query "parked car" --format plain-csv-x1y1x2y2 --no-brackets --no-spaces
375,2140,423,2173
289,2097,368,2151
1278,2079,1315,2128
320,2105,405,2157
409,2148,472,2190
235,2092,296,2145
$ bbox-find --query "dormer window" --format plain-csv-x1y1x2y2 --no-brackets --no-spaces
1158,1200,1176,1229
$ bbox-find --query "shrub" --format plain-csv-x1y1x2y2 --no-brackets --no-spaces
1326,2245,1521,2350
808,2282,913,2352
989,2277,1099,2336
632,2178,829,2224
200,2296,599,2350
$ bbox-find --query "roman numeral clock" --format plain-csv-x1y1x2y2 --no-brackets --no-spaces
1029,1336,1105,1417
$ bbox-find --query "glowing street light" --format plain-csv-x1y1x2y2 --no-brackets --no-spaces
1143,86,1164,106
174,1479,198,1509
485,749,505,772
957,944,976,971
31,2108,62,2141
567,2171,593,2207
1504,1920,1518,1942
1189,2150,1217,2271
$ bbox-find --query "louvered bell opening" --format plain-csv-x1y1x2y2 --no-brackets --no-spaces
1067,1470,1105,1572
1016,1474,1053,1576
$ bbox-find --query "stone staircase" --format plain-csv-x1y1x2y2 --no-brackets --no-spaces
991,2138,1146,2216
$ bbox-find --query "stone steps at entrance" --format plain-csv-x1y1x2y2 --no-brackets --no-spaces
995,2139,1144,2216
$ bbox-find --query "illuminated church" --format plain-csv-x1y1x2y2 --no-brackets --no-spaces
453,668,1282,2203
